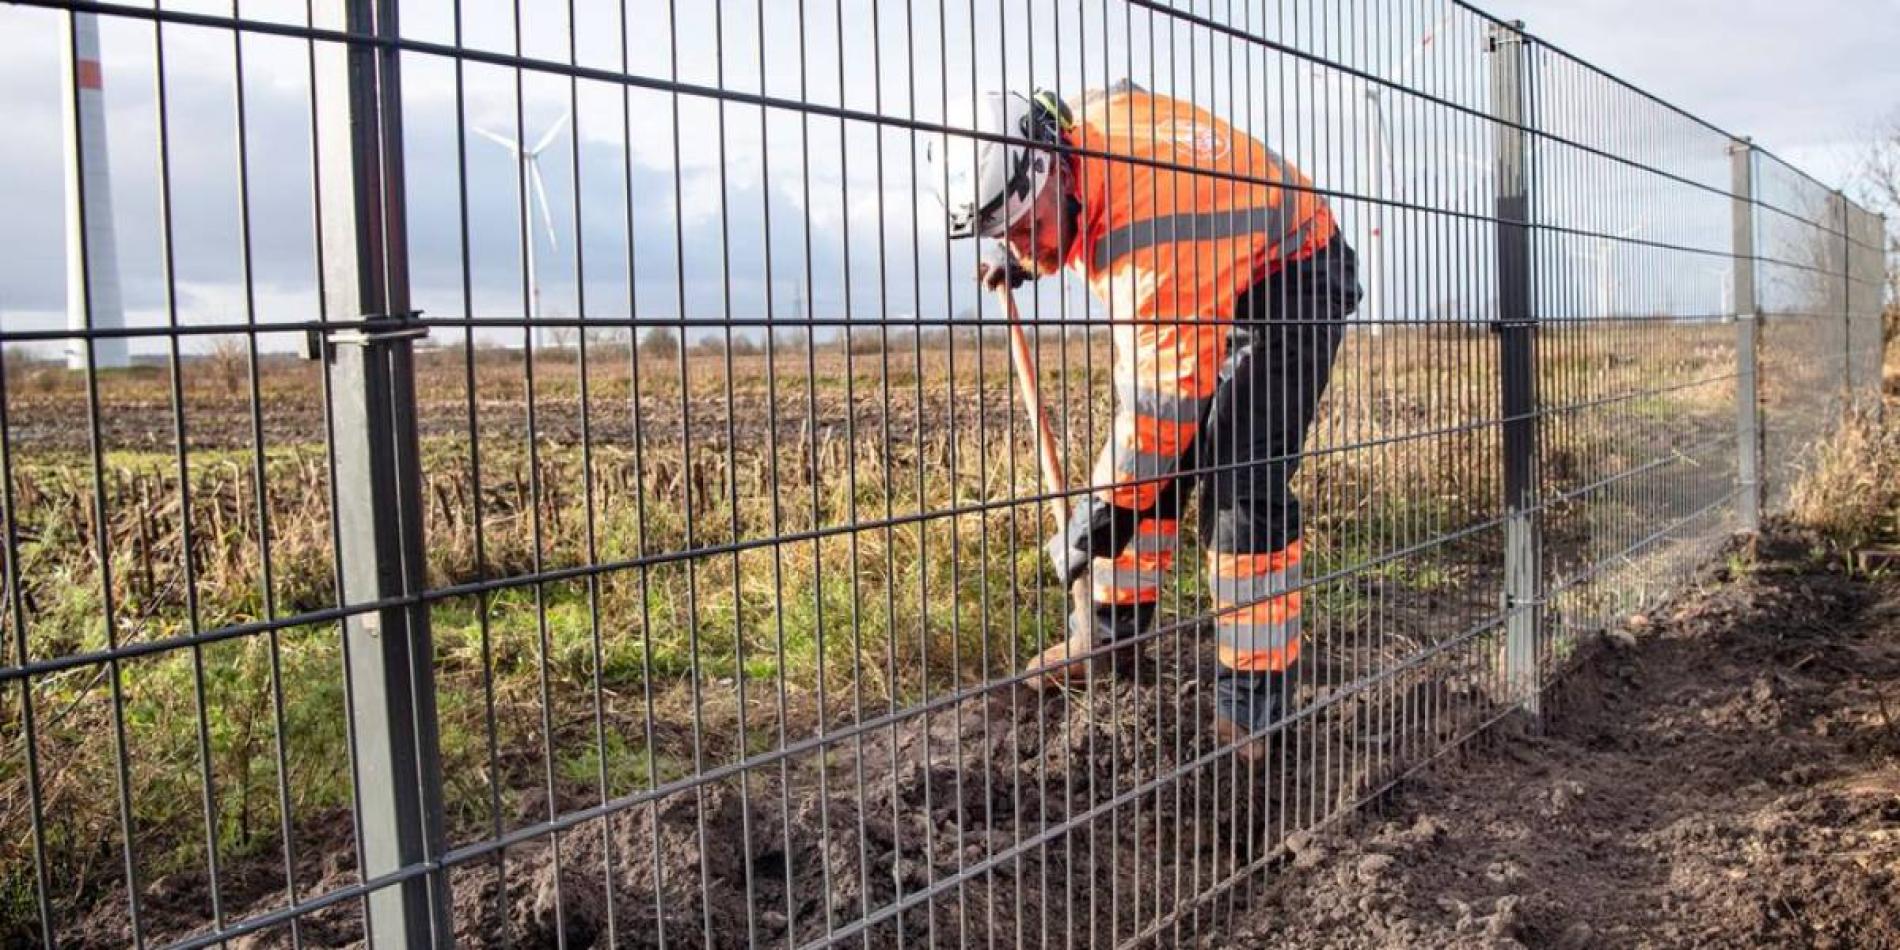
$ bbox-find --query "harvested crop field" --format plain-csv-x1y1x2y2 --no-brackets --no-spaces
1233,527,1900,950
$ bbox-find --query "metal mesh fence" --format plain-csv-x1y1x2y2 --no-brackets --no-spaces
1754,148,1858,511
0,1,1887,947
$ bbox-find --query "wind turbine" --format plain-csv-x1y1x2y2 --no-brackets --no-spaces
61,12,130,370
1709,262,1734,319
1309,11,1459,333
1565,219,1647,318
474,111,569,348
1362,12,1460,333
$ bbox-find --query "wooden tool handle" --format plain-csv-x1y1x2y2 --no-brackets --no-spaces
996,286,1096,629
999,288,1072,526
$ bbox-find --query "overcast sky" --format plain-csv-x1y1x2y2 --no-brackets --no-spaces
0,0,1890,356
1501,0,1900,189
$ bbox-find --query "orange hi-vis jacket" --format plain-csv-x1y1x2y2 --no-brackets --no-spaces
1059,86,1337,515
1055,85,1335,674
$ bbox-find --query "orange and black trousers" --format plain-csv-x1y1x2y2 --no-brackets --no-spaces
1075,235,1359,672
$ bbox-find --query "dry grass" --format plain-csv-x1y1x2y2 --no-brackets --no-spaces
1788,406,1900,550
1788,313,1900,552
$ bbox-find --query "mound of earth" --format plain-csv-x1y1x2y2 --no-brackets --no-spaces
1229,530,1900,949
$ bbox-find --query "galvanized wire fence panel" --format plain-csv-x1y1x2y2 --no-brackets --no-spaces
0,0,1886,947
1518,37,1748,704
1847,202,1889,405
1753,147,1857,511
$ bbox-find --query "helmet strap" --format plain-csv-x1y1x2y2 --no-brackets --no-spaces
1030,89,1076,137
1056,159,1084,259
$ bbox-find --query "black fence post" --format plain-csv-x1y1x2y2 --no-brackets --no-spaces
310,0,450,944
1731,139,1761,532
1489,19,1541,716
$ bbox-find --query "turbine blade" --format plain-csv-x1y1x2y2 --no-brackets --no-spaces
530,160,558,251
532,110,572,156
471,125,520,154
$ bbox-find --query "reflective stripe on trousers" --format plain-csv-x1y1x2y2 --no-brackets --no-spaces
1209,542,1302,672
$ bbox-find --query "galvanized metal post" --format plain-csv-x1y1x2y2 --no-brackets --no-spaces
1883,213,1893,426
311,0,450,944
1839,190,1853,413
1730,139,1761,532
1489,20,1541,716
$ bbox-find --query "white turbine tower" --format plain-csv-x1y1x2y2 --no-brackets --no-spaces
475,111,569,348
1566,220,1647,318
61,13,130,370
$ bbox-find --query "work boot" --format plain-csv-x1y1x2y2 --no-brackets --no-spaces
1022,628,1096,691
1210,668,1287,762
1022,609,1143,691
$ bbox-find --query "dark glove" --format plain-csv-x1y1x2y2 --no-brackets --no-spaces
1043,531,1093,588
1043,495,1140,587
977,242,1033,291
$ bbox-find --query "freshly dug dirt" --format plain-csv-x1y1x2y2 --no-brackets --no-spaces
66,641,1482,948
1231,530,1900,949
57,529,1898,948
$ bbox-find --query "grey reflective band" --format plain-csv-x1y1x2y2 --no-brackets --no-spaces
1093,198,1304,271
1214,617,1300,653
1129,525,1179,554
1121,384,1209,425
1091,564,1164,593
1210,562,1302,607
1275,217,1319,265
1111,447,1184,482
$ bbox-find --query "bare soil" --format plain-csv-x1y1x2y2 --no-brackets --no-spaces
66,635,1491,948
57,528,1898,948
1231,529,1900,950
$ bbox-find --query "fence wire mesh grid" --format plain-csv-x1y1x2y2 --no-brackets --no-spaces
0,0,1887,947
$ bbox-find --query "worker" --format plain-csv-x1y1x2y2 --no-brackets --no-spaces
931,85,1360,759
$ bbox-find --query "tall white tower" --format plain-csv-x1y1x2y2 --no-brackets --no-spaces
61,13,130,370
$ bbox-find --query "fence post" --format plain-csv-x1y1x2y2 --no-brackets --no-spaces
1883,212,1892,425
1730,139,1761,532
1839,190,1854,414
1489,20,1541,716
310,0,450,944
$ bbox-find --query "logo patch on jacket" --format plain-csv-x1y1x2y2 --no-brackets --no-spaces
1151,121,1231,161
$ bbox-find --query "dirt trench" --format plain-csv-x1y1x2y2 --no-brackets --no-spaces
1230,529,1900,949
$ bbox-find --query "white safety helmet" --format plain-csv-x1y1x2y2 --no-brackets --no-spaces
929,90,1066,240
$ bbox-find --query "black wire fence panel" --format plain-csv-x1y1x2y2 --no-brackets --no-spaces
0,0,1886,947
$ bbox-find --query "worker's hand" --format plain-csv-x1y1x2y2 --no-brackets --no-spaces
977,242,1033,291
1043,530,1093,589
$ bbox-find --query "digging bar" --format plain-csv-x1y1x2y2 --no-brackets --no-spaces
996,285,1097,686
